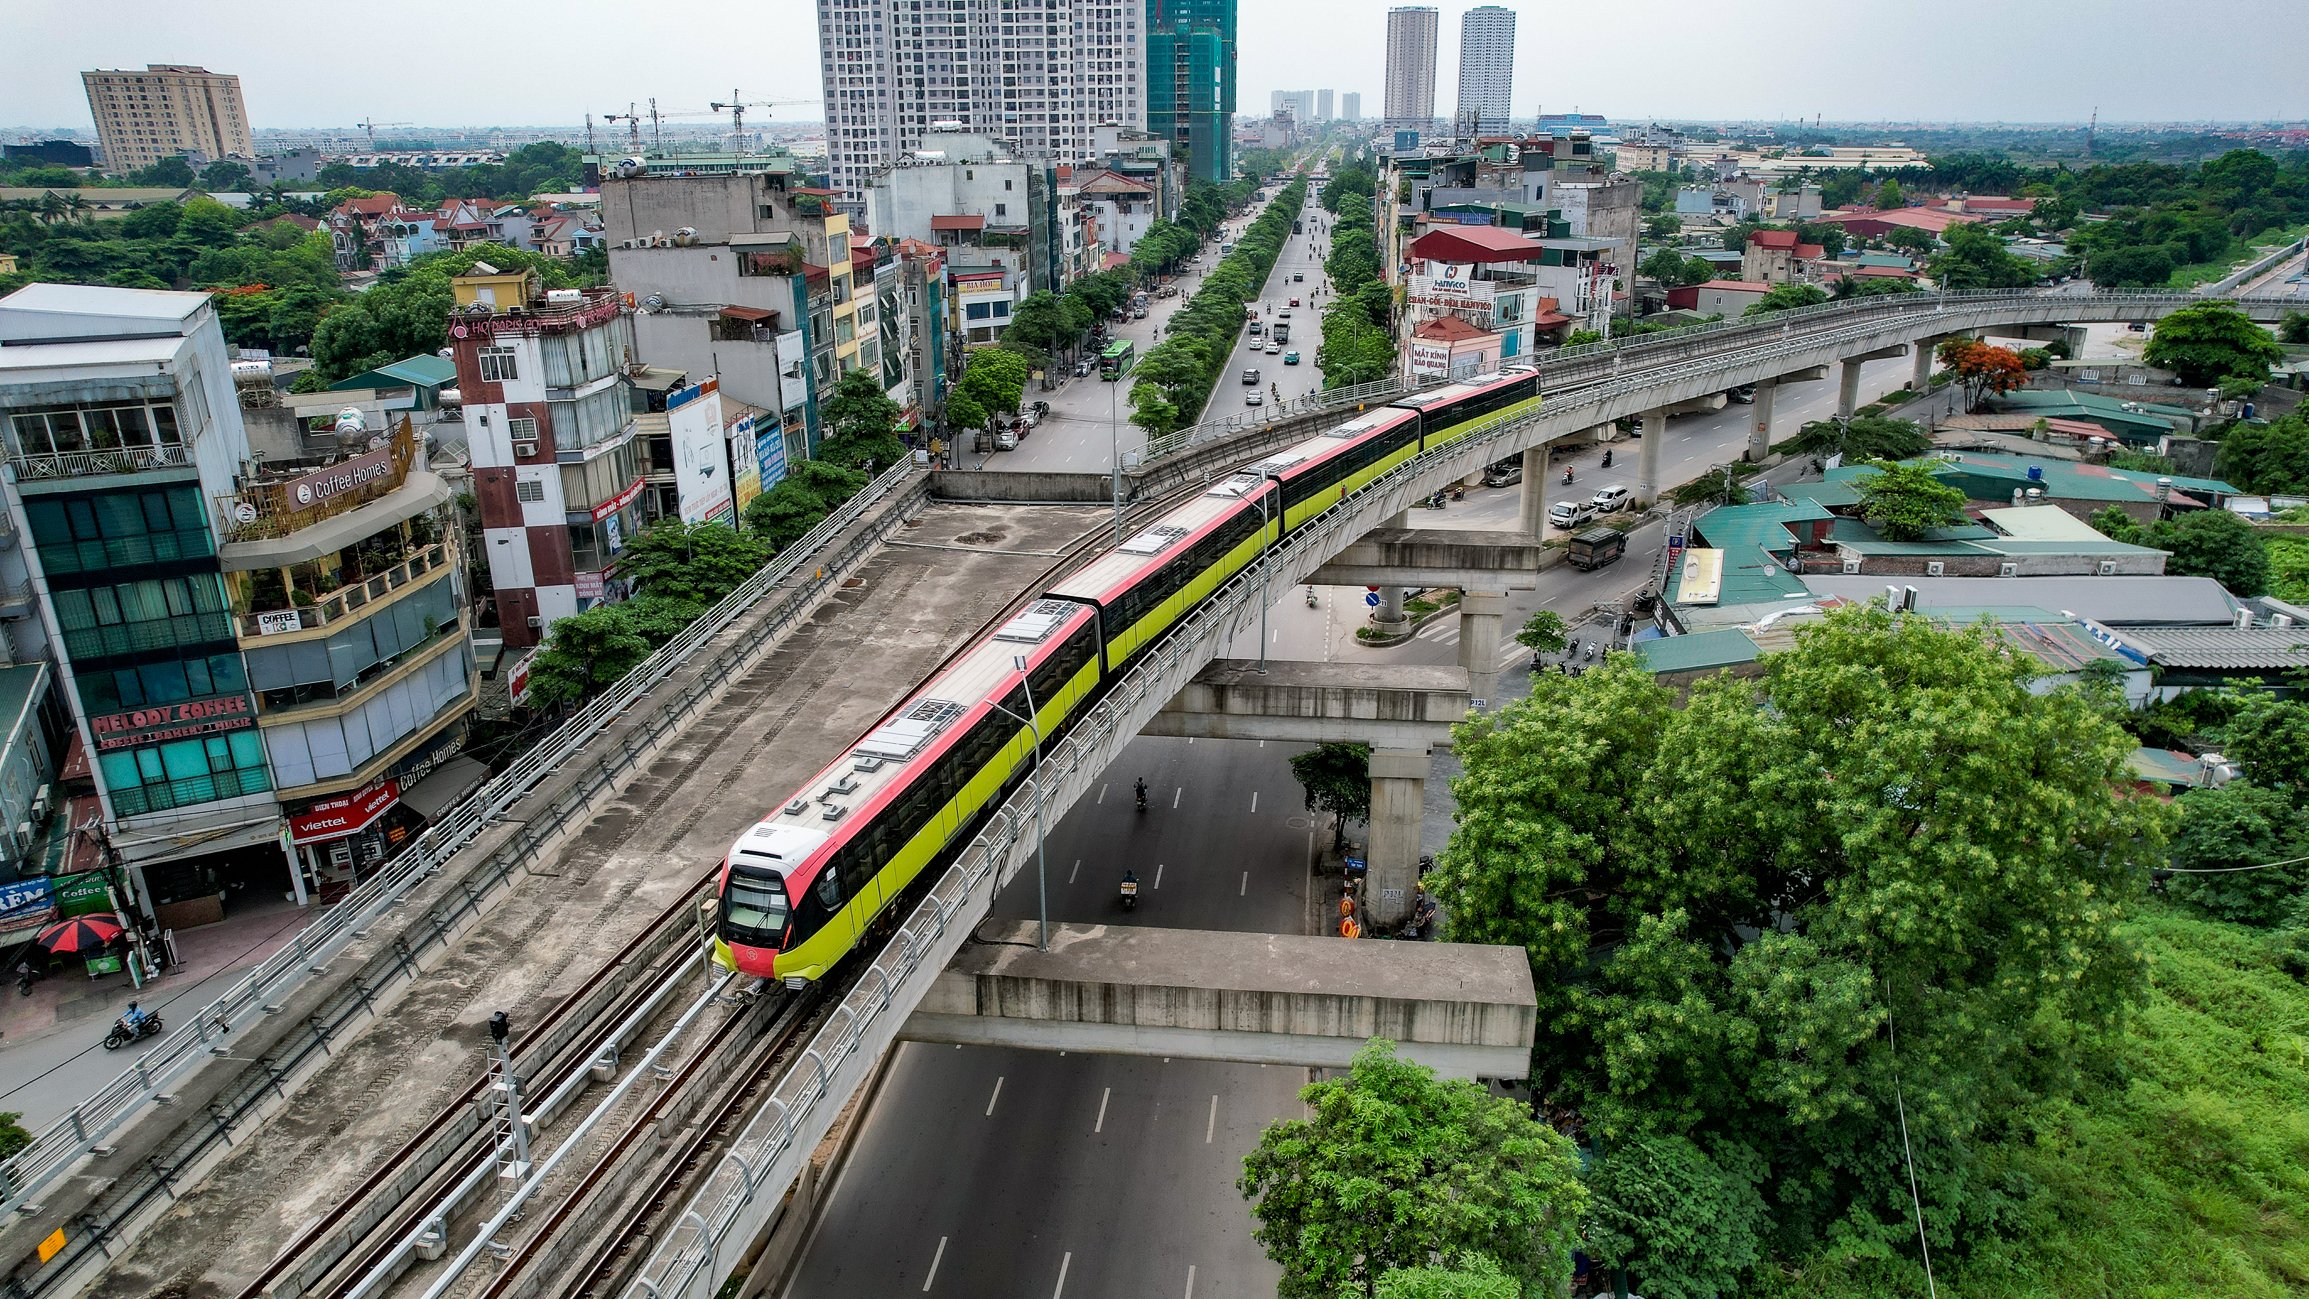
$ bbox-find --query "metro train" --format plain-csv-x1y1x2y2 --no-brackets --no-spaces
714,368,1542,982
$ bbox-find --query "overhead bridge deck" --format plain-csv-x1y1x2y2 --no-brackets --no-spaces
906,921,1537,1079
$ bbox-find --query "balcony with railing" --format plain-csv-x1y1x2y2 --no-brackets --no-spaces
215,425,421,543
232,538,454,639
453,287,626,339
9,441,194,482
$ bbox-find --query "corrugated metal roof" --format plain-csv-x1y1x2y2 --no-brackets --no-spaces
2111,626,2309,670
1635,628,1760,673
1799,575,2242,626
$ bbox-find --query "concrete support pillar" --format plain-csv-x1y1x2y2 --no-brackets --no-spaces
1386,509,1411,529
1366,747,1429,928
1458,591,1507,708
1636,409,1667,506
1744,379,1777,463
1516,446,1549,536
1376,585,1407,628
1837,358,1865,418
1911,338,1934,394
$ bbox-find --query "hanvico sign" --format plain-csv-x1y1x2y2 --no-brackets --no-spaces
1406,274,1496,323
285,446,396,511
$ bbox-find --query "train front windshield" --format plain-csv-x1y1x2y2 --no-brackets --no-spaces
724,870,791,942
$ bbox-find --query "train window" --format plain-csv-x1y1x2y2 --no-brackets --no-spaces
724,871,789,937
816,862,843,909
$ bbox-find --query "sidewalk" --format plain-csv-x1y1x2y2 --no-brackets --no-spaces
0,893,312,1129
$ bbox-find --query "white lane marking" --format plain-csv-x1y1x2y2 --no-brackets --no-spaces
1173,786,1184,809
1206,1094,1219,1143
1069,858,1081,884
1154,862,1165,889
1095,1086,1111,1133
1097,782,1107,803
923,1236,949,1291
1250,791,1259,813
1053,1251,1073,1299
1185,1265,1197,1299
985,1076,1005,1117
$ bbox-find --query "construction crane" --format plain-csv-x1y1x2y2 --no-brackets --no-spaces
602,103,645,154
355,119,411,150
705,91,818,153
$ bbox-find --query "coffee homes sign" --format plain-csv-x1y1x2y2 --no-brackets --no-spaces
90,694,256,753
288,779,400,845
284,446,397,511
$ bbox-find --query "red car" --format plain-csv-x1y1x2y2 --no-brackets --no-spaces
1289,297,1301,307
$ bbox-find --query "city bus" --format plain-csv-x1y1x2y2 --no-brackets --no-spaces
1099,339,1136,380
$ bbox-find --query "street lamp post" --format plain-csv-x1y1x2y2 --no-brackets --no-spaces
987,654,1049,950
1109,378,1124,546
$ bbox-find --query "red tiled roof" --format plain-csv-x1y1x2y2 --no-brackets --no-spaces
1411,314,1494,342
1406,224,1544,264
338,193,402,217
1794,243,1826,260
1102,251,1130,270
930,214,986,232
1850,264,1918,279
1529,310,1574,328
1748,229,1798,249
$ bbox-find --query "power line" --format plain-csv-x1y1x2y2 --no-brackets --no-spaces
1884,993,1940,1299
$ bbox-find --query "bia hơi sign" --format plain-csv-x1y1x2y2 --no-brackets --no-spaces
284,446,396,511
90,694,256,752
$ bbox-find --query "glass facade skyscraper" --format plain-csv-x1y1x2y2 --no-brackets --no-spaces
1147,0,1236,183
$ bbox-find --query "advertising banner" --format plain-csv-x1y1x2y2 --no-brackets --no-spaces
730,413,763,513
288,780,400,845
756,418,790,494
90,694,256,753
669,379,735,526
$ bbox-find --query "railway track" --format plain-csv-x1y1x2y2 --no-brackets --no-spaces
234,882,723,1299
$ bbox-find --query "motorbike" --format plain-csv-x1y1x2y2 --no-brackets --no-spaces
1562,469,1575,486
1305,586,1318,608
15,961,41,997
104,1012,163,1051
1451,486,1465,502
1135,783,1149,813
1601,449,1614,468
1584,641,1598,661
1119,876,1140,911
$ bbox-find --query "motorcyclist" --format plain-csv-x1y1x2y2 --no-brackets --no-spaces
1562,467,1575,485
1601,448,1614,468
121,1001,148,1034
1134,777,1149,810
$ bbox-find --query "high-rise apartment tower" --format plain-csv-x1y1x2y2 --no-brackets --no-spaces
1148,0,1237,182
815,0,1145,197
80,65,252,174
1341,92,1362,122
1454,6,1516,136
1382,8,1439,135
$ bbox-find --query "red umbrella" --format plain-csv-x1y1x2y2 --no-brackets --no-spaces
36,915,123,956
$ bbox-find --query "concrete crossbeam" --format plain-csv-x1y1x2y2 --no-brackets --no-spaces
1141,659,1468,747
906,921,1538,1079
1307,527,1545,589
1660,393,1727,416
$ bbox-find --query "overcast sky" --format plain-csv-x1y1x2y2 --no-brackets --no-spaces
3,0,2304,133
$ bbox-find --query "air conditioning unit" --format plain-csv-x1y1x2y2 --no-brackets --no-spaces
29,785,49,821
1998,561,2019,577
1842,558,1863,574
526,615,543,629
2097,560,2118,576
512,439,538,458
1926,561,1946,577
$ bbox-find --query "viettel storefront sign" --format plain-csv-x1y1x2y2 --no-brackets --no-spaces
90,694,256,752
284,446,396,511
288,779,400,845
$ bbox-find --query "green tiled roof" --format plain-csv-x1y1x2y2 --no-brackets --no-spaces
1675,499,1831,606
331,353,457,392
1635,628,1761,673
1779,479,1865,508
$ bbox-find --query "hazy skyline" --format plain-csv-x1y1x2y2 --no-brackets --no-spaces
3,0,2305,135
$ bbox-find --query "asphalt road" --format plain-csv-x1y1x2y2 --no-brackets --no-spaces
780,735,1313,1299
981,185,1332,474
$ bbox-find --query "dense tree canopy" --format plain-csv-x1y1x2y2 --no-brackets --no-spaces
816,367,908,473
2091,504,2271,596
1928,221,2038,289
1240,1042,1586,1299
2211,411,2309,495
2144,301,2285,386
1430,605,2170,1284
1790,415,1932,463
1854,459,1968,540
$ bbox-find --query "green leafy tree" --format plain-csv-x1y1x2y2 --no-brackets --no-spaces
1880,225,1937,257
1371,1254,1520,1299
951,347,1028,429
308,244,581,382
1239,1041,1587,1299
1513,609,1568,656
0,1112,29,1160
1432,607,2171,1254
1583,1134,1769,1299
1854,459,1967,540
818,367,907,473
525,605,653,708
1928,222,2037,290
613,520,769,607
2222,694,2309,793
1669,464,1757,508
743,459,868,551
2213,415,2309,503
1561,328,1605,348
1790,415,1932,463
197,160,255,193
1639,248,1707,287
1741,283,1828,316
130,156,196,188
1289,741,1371,850
2146,302,2285,386
2091,505,2271,596
2162,783,2306,926
1873,177,1905,208
2279,310,2309,345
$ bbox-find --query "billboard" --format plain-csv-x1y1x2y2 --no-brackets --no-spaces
667,379,735,527
1406,274,1497,322
756,416,790,495
730,412,762,513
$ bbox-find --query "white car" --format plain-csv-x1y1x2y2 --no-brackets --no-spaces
1267,342,1282,354
1547,500,1596,530
1590,485,1631,514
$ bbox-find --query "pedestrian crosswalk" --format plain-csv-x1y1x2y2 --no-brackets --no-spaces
1408,619,1538,671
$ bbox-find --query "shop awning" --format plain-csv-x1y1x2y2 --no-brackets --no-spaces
718,305,775,322
401,756,491,822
